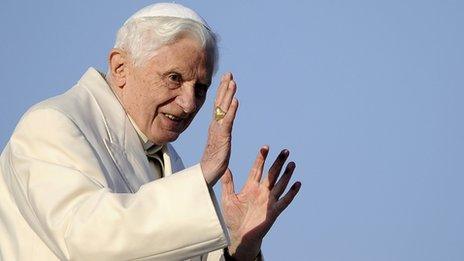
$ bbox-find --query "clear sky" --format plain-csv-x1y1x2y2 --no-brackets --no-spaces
1,1,463,260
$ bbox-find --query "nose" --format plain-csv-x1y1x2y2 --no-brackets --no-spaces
176,83,197,114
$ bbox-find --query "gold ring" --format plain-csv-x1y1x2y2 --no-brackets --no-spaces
215,106,227,121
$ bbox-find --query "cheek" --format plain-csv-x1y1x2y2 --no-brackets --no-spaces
153,80,177,103
142,81,171,111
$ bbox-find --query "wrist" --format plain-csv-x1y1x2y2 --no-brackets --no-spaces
227,235,262,261
199,161,215,186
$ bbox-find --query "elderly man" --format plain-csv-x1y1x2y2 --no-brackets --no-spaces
0,3,300,260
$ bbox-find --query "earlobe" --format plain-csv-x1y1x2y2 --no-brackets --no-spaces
108,48,127,88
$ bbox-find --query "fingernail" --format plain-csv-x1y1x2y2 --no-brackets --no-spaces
292,182,301,190
228,80,235,89
289,162,296,169
282,149,289,156
260,146,269,155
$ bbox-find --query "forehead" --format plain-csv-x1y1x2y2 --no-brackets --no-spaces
145,37,212,81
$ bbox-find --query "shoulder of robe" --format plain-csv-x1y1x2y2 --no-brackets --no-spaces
9,90,110,188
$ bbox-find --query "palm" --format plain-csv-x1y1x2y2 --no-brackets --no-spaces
221,147,301,259
223,178,274,240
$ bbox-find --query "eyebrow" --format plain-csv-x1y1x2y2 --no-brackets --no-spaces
167,67,211,86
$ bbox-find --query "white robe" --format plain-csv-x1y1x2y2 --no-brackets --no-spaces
0,68,229,260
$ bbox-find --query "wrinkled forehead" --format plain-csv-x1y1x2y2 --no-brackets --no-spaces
146,36,213,81
167,35,213,69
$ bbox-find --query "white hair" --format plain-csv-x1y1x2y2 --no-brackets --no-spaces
113,16,219,72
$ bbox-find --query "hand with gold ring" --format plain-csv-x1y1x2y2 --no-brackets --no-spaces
214,106,226,121
201,72,238,186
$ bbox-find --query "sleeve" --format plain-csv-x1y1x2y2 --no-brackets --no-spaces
5,108,229,260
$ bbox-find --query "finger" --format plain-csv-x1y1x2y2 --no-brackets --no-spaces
275,181,301,214
221,168,235,195
263,149,289,189
214,73,232,107
214,73,231,106
219,80,236,114
247,145,269,183
271,162,296,199
221,98,239,131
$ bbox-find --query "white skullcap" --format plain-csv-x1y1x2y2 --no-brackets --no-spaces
124,3,209,29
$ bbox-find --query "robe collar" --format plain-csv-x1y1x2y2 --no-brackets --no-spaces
77,67,172,192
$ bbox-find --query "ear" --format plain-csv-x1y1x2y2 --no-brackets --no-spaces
108,48,129,88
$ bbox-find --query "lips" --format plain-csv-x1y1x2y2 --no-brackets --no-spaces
158,112,192,136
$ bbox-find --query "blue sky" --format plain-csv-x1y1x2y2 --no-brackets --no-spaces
1,1,463,260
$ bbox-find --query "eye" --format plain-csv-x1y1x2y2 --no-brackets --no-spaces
168,73,182,84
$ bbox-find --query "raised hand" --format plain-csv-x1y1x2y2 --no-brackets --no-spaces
221,146,301,260
201,73,238,186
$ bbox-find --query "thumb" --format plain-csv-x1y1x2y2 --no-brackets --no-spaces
221,168,235,195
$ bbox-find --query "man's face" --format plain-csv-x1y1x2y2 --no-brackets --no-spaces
120,36,212,145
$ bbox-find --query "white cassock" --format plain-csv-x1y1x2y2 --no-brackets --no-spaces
0,68,231,260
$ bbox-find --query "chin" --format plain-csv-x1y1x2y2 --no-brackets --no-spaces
150,131,181,145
